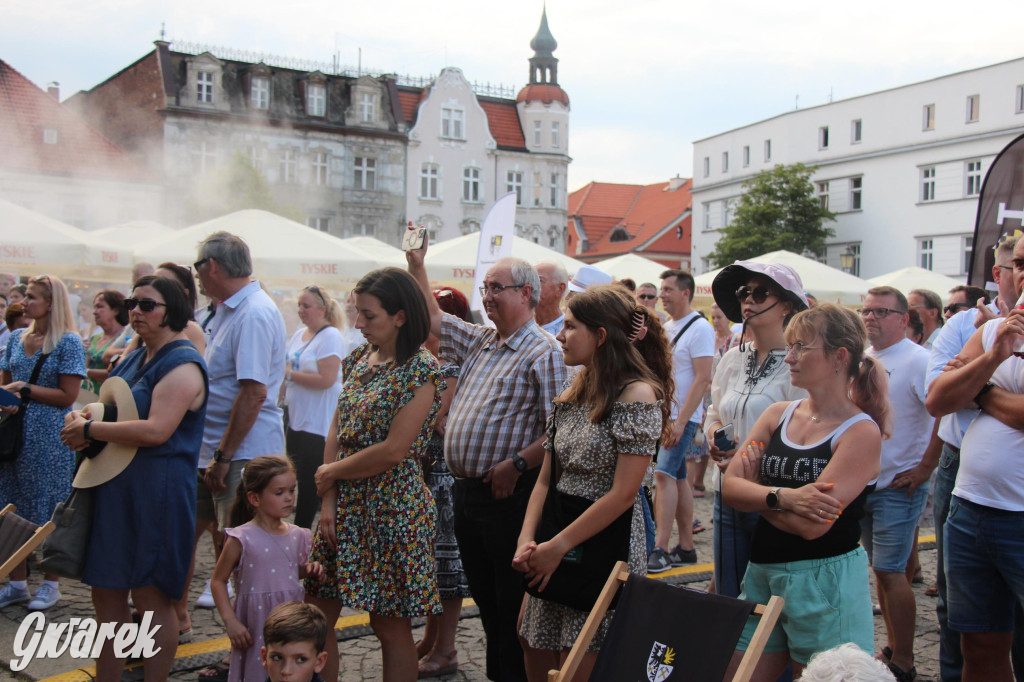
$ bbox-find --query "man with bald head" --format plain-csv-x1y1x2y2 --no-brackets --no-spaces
408,244,565,682
534,261,568,336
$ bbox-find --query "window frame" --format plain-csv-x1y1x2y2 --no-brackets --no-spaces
818,126,830,150
354,157,376,190
311,151,329,186
551,121,560,148
722,151,729,173
197,71,214,104
462,166,481,203
359,93,376,123
966,94,980,123
279,148,297,184
919,238,934,270
965,160,983,197
816,181,830,210
441,106,465,140
851,119,862,144
251,77,270,110
764,139,772,162
923,104,935,131
850,176,863,211
921,166,936,202
507,170,524,206
420,163,440,200
742,145,750,167
306,83,326,117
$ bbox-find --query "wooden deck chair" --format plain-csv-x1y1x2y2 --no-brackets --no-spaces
0,504,55,580
549,561,784,682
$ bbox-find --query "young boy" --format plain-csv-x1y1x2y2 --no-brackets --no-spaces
260,602,329,682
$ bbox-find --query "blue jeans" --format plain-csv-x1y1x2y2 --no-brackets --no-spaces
713,491,760,599
654,421,698,479
860,484,930,573
641,491,656,557
934,443,962,682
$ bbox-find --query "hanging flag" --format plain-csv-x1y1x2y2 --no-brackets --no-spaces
969,132,1024,289
468,191,517,324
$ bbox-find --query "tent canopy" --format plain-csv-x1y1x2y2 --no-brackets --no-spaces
425,232,586,289
591,253,669,288
91,221,175,249
0,199,133,281
133,210,391,290
339,237,405,266
867,266,965,298
694,250,870,309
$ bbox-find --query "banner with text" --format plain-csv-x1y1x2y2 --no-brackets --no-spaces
469,192,517,324
969,132,1024,289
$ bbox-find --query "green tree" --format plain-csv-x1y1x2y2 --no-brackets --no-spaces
184,151,304,224
707,163,836,268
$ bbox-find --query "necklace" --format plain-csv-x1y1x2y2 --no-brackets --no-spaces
810,415,821,423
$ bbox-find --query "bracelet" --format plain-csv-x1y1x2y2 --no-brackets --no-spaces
83,419,94,441
974,382,995,403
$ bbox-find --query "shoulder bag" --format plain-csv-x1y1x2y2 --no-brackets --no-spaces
38,487,93,579
0,351,50,462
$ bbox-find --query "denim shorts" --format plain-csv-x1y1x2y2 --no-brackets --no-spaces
945,496,1024,633
653,421,698,480
196,460,246,530
736,547,874,664
859,484,930,573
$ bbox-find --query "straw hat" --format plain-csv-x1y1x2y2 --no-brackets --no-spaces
72,376,140,488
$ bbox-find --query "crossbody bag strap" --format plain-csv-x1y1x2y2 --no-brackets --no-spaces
670,312,704,348
22,352,50,406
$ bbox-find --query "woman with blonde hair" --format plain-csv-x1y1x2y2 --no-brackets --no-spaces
0,274,86,611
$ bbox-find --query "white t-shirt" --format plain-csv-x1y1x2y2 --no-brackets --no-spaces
955,319,1024,511
866,337,933,489
664,312,716,423
283,326,344,437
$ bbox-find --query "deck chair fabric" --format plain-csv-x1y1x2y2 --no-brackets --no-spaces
0,504,55,580
589,574,757,682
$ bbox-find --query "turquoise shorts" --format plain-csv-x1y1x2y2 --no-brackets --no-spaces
736,547,873,664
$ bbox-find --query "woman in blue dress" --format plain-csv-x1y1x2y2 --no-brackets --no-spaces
0,274,85,612
62,275,208,682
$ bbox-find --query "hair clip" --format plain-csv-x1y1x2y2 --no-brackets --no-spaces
628,309,648,343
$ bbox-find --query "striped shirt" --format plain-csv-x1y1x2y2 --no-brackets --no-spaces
440,313,566,478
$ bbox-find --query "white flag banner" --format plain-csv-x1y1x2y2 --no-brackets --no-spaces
469,192,517,324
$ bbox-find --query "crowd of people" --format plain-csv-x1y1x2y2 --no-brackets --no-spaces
1,226,1023,682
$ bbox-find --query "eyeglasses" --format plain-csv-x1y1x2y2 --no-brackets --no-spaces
124,298,167,312
304,286,327,306
944,302,971,315
479,283,524,297
637,294,657,301
1013,259,1024,272
857,307,906,319
735,285,774,304
785,341,821,358
193,258,210,272
996,264,1014,271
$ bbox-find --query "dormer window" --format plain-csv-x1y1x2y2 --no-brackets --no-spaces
307,83,326,117
251,77,270,110
197,72,214,104
610,227,631,242
360,93,376,123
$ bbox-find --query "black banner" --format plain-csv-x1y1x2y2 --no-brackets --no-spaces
969,132,1024,288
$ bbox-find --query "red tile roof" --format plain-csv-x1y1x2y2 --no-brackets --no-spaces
396,86,526,150
567,182,643,245
516,84,569,106
0,59,150,180
396,87,426,127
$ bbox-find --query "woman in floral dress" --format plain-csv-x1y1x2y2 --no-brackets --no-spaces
514,285,674,681
306,267,442,682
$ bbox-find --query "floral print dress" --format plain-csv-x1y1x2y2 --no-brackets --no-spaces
305,344,443,617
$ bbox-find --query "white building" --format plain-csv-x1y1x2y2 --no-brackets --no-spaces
691,58,1024,280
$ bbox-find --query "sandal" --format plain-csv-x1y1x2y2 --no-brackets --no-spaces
414,639,432,659
888,661,917,682
418,650,458,679
178,626,193,645
197,660,230,682
876,646,892,663
925,582,939,597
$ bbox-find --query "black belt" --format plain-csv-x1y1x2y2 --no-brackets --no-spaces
942,441,960,456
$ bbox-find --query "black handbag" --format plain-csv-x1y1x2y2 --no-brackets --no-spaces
524,406,633,612
0,351,50,462
38,486,94,579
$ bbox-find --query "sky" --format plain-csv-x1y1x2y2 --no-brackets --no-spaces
4,0,1023,192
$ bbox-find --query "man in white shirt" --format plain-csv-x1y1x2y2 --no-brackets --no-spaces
908,289,943,348
860,286,940,680
534,262,567,336
648,269,715,573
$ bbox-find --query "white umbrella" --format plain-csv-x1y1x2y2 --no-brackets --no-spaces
425,232,586,289
339,237,405,266
592,253,669,287
133,210,390,289
694,250,870,308
0,199,133,281
867,266,964,297
91,220,175,248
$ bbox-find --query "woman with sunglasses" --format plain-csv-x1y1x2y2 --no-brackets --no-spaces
0,274,85,612
62,275,208,682
722,303,887,680
114,263,207,362
282,285,344,529
703,262,809,600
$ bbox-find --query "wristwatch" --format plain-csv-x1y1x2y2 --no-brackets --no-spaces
212,448,230,464
19,385,31,401
766,487,784,511
511,454,528,473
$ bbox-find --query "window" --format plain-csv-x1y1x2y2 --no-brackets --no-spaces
197,72,214,104
850,176,863,210
191,141,217,173
311,152,328,186
818,126,829,150
702,203,711,231
1017,85,1024,114
279,149,297,183
532,171,543,206
923,104,935,130
851,119,862,143
248,146,265,174
420,163,439,200
462,167,481,202
441,106,464,139
251,77,270,110
307,217,330,232
549,173,559,208
966,94,980,123
360,93,376,123
42,129,58,145
921,167,936,202
722,199,733,227
816,181,830,210
702,157,710,178
551,122,560,148
742,146,750,167
764,139,772,161
722,152,729,173
919,239,934,270
352,223,375,237
533,121,542,147
966,160,982,197
963,236,974,275
507,170,523,205
354,157,376,190
307,83,326,117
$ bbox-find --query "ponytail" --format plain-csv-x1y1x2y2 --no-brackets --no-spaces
632,308,674,442
229,477,252,528
850,355,892,440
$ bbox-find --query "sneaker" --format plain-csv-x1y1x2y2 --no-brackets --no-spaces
195,579,233,608
27,583,61,610
0,583,30,608
647,548,672,574
667,545,698,566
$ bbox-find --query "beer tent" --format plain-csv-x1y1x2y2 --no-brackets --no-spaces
425,232,586,291
867,266,965,297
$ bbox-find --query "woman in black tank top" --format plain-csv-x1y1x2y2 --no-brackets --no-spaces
722,304,891,680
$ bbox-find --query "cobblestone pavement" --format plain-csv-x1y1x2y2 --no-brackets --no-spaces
1,488,945,681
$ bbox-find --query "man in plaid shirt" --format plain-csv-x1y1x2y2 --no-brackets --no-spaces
409,244,565,681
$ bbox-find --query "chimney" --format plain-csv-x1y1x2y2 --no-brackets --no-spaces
667,174,686,191
46,82,60,101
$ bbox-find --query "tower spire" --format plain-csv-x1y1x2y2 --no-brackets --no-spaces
528,5,558,85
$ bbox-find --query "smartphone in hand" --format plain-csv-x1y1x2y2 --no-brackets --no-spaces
402,226,427,251
713,423,735,452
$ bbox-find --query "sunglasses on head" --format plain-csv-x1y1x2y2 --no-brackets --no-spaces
735,285,773,304
124,298,167,312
